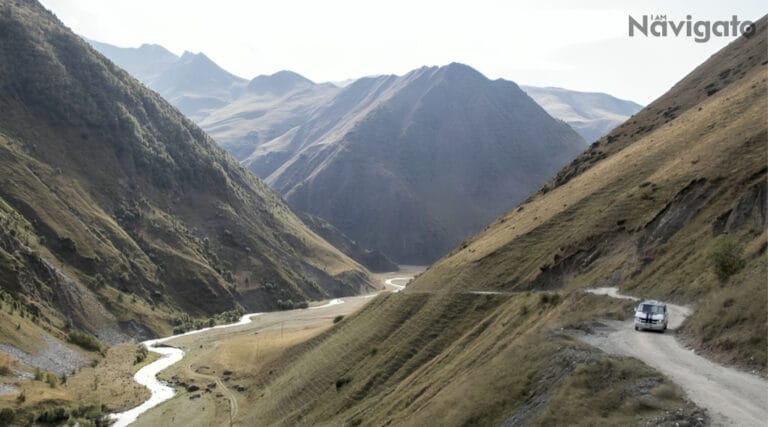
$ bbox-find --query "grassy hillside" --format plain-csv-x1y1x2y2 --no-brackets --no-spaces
211,17,765,426
0,0,374,344
414,16,768,370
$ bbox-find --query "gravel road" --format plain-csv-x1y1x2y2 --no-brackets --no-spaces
581,287,768,426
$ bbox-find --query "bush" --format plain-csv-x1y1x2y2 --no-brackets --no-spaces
46,372,58,388
0,364,11,376
0,408,15,424
333,315,344,324
68,330,103,352
335,377,351,390
710,237,746,281
539,292,562,306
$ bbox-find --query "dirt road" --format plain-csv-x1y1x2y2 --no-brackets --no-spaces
582,287,768,426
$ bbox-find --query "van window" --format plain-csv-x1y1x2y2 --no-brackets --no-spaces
639,304,664,315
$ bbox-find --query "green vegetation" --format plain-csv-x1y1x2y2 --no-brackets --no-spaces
170,307,245,334
68,330,104,352
11,403,107,427
45,372,58,388
333,315,344,323
135,344,149,364
277,299,309,310
709,236,746,281
0,408,15,425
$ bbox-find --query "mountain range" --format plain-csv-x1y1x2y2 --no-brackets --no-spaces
521,85,643,142
87,38,248,121
87,40,647,263
229,16,768,426
88,39,596,264
241,64,587,263
0,1,374,342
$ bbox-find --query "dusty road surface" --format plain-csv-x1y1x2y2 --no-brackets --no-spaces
582,287,768,427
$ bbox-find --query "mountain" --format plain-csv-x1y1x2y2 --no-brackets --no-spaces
242,63,587,264
87,39,248,121
247,70,315,95
298,213,398,273
149,51,248,120
84,38,179,83
229,17,767,426
0,1,374,342
199,72,341,159
522,86,643,142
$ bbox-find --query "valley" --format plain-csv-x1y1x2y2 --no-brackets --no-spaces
112,271,416,427
1,1,766,426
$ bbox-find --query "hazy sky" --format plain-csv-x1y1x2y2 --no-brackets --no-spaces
40,0,765,104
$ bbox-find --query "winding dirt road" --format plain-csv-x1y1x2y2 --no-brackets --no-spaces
582,287,768,426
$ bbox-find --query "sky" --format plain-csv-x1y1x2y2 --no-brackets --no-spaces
40,0,766,105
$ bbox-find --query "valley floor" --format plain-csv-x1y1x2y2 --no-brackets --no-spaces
126,270,418,426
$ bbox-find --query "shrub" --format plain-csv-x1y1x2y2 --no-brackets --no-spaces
333,315,344,324
0,364,11,376
335,377,351,390
539,292,561,306
46,372,58,388
710,237,746,281
135,344,149,364
36,406,68,423
0,407,15,424
68,330,103,352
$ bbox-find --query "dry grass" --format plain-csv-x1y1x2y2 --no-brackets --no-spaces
535,357,685,426
132,325,331,427
212,292,691,426
0,342,148,419
63,343,152,412
412,31,767,370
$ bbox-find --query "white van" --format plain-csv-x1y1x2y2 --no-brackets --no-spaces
634,300,668,332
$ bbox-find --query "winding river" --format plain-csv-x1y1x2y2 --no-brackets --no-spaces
108,298,344,427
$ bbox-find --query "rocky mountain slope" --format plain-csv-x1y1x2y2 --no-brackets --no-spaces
225,16,766,426
522,85,643,142
0,0,374,342
247,64,586,264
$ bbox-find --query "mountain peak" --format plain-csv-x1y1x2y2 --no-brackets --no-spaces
180,50,211,62
247,70,315,95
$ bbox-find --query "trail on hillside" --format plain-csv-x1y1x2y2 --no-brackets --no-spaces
581,287,768,426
